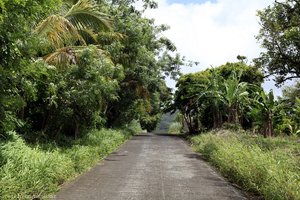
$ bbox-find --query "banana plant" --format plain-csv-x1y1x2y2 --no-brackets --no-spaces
222,71,249,125
254,90,276,137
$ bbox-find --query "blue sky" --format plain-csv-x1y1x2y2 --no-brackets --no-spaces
168,0,217,4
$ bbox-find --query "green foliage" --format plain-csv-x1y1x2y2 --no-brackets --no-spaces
155,113,177,132
172,62,263,133
0,131,75,199
0,0,61,66
250,90,276,137
0,129,127,199
256,0,300,84
119,120,142,138
11,46,123,139
273,83,300,136
1,0,181,138
191,131,300,200
0,0,183,198
168,122,182,134
103,1,183,128
0,0,61,135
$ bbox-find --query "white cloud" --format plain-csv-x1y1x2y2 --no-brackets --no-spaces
143,0,285,95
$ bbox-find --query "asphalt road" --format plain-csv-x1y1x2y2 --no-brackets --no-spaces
53,133,247,200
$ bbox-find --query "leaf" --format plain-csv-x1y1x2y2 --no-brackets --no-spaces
34,15,85,48
65,0,112,32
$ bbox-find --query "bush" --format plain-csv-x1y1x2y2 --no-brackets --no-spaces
168,122,182,134
120,120,142,138
191,131,300,200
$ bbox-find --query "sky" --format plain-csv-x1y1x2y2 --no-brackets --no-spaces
140,0,288,96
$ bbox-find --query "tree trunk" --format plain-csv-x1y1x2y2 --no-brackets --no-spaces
213,105,222,128
228,105,239,124
74,118,80,139
266,112,273,137
263,112,273,137
184,114,198,134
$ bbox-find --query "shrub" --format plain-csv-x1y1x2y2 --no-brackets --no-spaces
168,122,182,134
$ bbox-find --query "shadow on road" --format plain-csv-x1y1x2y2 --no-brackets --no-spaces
153,133,181,137
184,153,203,160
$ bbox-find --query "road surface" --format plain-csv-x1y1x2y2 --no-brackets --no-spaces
54,133,247,200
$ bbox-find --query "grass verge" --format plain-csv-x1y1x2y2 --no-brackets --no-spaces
191,130,300,200
0,127,137,200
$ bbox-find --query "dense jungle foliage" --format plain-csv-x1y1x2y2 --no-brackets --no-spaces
0,0,184,141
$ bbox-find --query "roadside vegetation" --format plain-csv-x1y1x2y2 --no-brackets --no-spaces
0,0,184,198
0,128,138,199
191,131,300,200
1,0,300,199
168,1,300,200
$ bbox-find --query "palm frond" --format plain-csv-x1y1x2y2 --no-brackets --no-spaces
65,0,113,32
78,29,98,44
96,31,126,45
44,47,77,69
44,45,108,69
35,15,85,48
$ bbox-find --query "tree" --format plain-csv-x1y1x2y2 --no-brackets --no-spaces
34,0,113,67
103,0,184,129
172,71,210,133
256,0,300,84
201,68,224,129
172,62,263,133
0,0,61,135
274,82,300,136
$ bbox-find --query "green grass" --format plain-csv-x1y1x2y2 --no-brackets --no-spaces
0,128,135,200
191,130,300,200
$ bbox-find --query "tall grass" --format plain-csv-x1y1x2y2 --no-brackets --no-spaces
0,128,132,200
191,131,300,200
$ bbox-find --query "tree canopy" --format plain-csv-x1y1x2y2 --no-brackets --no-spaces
171,62,264,133
0,0,185,139
256,0,300,84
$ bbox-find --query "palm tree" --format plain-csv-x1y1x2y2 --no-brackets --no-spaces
34,0,113,67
